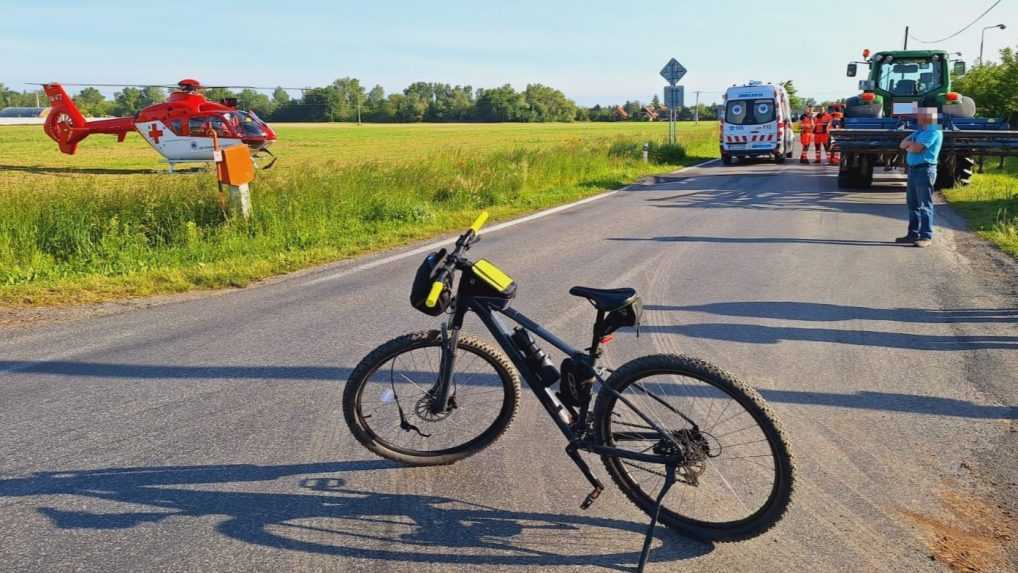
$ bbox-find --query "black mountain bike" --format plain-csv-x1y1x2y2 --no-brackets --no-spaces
343,213,795,571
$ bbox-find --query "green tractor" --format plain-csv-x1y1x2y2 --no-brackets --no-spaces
832,49,1018,189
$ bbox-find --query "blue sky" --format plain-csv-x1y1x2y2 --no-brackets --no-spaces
2,0,1015,106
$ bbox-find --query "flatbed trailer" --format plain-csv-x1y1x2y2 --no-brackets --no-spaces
831,116,1018,189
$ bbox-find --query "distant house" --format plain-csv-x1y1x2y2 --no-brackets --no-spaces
0,106,49,118
0,106,51,125
613,106,629,121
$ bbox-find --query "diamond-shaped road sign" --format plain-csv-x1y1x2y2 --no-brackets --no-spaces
660,58,687,86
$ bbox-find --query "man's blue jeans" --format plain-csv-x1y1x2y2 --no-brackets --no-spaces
906,164,936,240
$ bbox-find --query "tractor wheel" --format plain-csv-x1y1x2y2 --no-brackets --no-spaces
935,155,975,189
943,96,977,119
955,156,974,186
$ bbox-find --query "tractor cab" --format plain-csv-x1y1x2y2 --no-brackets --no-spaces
846,50,967,117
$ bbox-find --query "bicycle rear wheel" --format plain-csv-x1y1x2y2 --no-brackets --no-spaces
343,330,521,466
593,354,794,542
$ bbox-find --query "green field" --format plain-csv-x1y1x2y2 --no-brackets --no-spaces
0,122,718,305
944,158,1018,257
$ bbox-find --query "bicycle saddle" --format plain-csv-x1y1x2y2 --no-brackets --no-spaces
569,286,638,312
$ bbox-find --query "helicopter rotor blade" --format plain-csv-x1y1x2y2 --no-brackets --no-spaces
30,83,177,88
30,82,310,91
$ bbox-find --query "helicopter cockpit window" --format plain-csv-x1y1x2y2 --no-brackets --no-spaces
169,119,184,136
188,115,231,137
236,111,267,137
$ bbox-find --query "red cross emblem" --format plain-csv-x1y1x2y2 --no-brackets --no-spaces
147,124,164,144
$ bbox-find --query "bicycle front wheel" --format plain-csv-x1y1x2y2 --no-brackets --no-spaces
343,330,521,466
593,354,794,542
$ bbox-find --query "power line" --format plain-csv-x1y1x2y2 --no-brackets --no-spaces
908,0,1003,44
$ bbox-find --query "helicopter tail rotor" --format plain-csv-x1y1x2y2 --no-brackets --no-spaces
41,84,88,155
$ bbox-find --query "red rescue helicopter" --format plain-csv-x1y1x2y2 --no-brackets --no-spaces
41,79,280,171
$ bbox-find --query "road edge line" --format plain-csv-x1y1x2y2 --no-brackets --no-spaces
305,158,719,286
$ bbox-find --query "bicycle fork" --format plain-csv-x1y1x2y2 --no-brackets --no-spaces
431,322,459,415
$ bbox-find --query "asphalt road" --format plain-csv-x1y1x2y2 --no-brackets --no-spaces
2,157,1017,573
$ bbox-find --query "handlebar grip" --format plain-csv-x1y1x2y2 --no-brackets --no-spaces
425,280,445,308
469,211,489,234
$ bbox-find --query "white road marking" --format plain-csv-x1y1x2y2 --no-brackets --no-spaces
305,158,720,286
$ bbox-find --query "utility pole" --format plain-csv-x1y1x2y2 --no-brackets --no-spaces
904,25,909,50
694,90,701,124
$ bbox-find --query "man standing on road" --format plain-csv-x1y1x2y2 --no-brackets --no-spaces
799,107,815,164
897,107,943,248
812,107,833,164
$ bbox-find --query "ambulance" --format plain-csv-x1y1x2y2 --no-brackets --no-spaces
720,81,795,164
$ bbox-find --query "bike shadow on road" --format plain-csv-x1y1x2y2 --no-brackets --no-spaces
646,302,1018,325
641,322,1018,353
0,460,712,571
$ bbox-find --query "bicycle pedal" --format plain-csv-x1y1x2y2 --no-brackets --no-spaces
580,486,603,510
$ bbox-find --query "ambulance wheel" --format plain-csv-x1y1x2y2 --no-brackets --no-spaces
722,154,735,165
774,152,786,164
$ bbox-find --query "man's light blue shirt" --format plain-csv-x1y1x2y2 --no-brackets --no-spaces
906,124,943,167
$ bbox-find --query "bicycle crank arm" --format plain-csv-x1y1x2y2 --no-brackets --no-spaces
566,443,604,510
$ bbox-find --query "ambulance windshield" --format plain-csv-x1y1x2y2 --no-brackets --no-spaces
726,99,775,125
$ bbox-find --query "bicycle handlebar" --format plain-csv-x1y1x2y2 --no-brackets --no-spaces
424,211,489,310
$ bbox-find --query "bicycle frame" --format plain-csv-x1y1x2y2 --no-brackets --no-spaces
435,282,686,473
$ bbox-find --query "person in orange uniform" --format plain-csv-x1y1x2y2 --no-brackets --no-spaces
799,107,815,164
828,104,844,165
813,108,833,164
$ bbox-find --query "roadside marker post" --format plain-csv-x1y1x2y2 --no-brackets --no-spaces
217,146,255,220
660,57,687,145
207,130,255,220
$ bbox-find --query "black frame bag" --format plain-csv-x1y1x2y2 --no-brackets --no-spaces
410,249,452,316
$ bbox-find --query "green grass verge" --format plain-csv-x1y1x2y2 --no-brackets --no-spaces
0,122,718,305
943,158,1018,257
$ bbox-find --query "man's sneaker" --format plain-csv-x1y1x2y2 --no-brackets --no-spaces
914,239,933,248
895,235,918,243
800,157,809,164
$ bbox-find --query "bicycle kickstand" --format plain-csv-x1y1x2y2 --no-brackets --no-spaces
636,463,677,573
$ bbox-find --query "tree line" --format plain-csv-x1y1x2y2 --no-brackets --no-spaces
954,45,1018,125
0,79,721,123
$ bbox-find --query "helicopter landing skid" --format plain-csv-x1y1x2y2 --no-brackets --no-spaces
162,160,214,174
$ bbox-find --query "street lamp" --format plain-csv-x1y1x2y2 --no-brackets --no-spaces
979,24,1007,66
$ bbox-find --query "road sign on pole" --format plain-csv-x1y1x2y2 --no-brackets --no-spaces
659,58,687,86
664,86,684,109
660,57,688,145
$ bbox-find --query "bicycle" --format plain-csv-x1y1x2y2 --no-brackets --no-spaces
343,212,795,571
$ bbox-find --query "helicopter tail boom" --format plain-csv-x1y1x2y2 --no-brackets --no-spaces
41,83,134,155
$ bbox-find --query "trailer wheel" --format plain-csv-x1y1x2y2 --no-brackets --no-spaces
838,154,859,188
858,156,874,189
